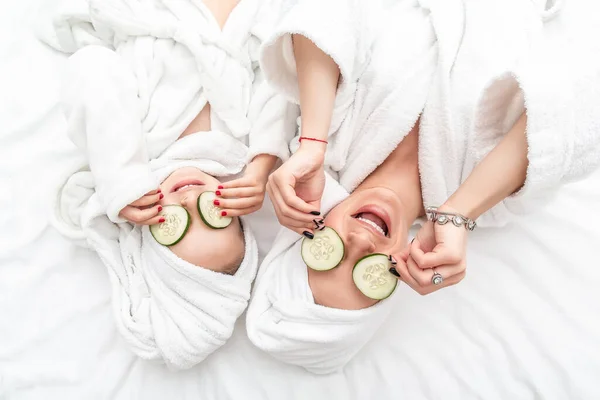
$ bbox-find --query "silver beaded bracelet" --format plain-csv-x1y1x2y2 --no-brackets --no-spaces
425,207,477,231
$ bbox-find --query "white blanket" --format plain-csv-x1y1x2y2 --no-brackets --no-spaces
38,0,297,162
260,0,600,227
246,175,399,375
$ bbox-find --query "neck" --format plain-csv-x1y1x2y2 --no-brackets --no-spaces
355,125,424,226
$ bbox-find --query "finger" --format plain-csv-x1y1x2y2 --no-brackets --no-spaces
392,257,421,289
138,214,166,226
217,196,261,210
271,174,320,214
406,255,433,287
219,179,252,189
220,206,261,218
218,186,262,199
130,192,163,208
119,205,162,224
431,263,467,282
411,240,461,270
268,181,317,224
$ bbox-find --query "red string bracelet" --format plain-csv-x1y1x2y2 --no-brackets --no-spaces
298,137,328,145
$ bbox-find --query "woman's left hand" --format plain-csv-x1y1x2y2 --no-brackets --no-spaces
394,216,468,295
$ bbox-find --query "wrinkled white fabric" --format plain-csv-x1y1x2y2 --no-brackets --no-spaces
38,0,297,162
260,0,600,227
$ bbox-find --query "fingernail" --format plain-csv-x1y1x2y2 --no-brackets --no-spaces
159,194,164,200
389,267,400,277
221,211,227,217
411,238,415,244
159,218,165,223
216,190,222,196
310,211,320,216
218,185,224,190
303,231,314,239
158,206,163,212
157,189,162,193
214,200,220,206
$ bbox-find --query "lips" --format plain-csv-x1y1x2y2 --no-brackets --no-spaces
353,205,391,237
171,179,204,193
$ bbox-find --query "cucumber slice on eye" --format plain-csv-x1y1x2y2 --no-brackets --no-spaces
150,205,191,246
197,191,232,229
301,227,345,271
352,254,398,300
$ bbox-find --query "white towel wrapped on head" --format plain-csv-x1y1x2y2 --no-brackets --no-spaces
246,175,398,375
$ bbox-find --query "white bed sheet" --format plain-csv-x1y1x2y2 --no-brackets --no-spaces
1,1,599,399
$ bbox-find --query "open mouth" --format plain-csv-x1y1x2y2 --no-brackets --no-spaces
171,179,205,193
352,205,391,238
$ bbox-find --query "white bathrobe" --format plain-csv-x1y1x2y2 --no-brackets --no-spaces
260,0,600,227
38,0,297,164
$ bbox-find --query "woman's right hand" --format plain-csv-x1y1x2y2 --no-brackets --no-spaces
267,142,327,237
119,189,165,225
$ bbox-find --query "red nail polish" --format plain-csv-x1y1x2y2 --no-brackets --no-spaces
158,206,163,212
218,185,224,190
159,194,164,200
157,189,161,193
214,200,220,206
221,211,227,217
159,218,165,223
216,190,221,196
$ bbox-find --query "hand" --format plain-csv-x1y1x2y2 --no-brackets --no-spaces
392,214,468,295
267,143,326,237
215,156,273,217
119,189,165,225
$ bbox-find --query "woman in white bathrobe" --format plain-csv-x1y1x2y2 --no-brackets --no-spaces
263,0,600,295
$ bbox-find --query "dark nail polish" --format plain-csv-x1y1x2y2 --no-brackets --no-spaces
303,231,314,239
214,200,220,206
389,267,400,277
218,185,224,190
221,211,227,217
159,194,164,200
216,190,221,196
159,218,165,223
158,206,163,212
411,238,415,244
310,211,321,216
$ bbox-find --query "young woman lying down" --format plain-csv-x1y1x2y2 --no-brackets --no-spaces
46,0,296,369
247,0,600,373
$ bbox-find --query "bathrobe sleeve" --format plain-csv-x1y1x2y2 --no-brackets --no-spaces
246,59,298,162
258,0,382,104
473,4,600,214
62,45,158,223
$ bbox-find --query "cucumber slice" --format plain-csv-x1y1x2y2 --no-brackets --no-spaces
150,205,190,246
301,227,345,271
197,191,232,229
352,254,398,300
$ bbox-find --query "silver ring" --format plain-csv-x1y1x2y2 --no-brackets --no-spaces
431,269,443,286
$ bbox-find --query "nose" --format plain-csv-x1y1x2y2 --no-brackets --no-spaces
346,230,377,258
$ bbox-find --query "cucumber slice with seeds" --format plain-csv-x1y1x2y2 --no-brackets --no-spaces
352,254,398,300
301,227,345,271
150,205,190,246
198,191,232,229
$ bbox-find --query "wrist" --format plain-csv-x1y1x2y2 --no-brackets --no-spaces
438,201,478,221
298,139,327,163
248,154,277,178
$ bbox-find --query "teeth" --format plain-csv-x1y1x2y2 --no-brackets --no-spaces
176,184,197,192
357,217,386,236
